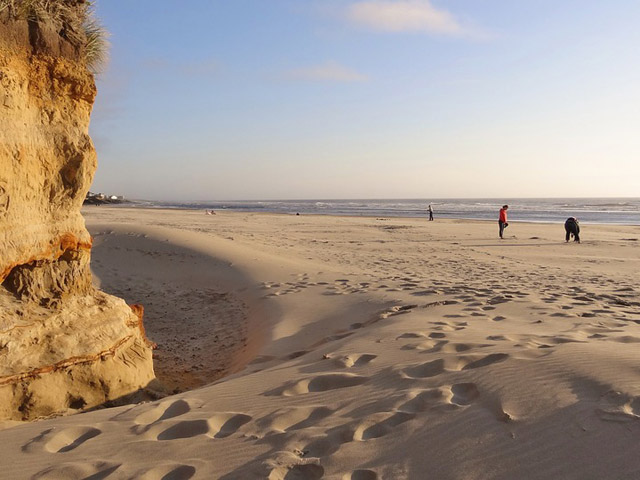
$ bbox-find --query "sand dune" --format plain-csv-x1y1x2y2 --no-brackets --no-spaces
1,207,639,479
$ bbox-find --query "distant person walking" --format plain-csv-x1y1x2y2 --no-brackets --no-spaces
428,204,434,221
565,217,580,243
498,205,509,239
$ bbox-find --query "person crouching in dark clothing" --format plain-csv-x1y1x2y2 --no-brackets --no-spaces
565,217,580,243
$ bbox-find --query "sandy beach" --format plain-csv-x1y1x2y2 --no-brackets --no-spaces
1,206,639,479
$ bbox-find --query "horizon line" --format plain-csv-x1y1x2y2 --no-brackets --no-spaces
122,196,640,203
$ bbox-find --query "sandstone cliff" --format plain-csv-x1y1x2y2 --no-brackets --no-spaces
0,0,156,421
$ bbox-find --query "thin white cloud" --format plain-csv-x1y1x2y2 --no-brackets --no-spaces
346,0,465,35
285,61,368,82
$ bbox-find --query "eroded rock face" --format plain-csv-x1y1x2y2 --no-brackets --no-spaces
0,3,156,421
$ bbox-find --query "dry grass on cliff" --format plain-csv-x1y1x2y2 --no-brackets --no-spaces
0,0,85,43
0,0,108,72
82,11,108,73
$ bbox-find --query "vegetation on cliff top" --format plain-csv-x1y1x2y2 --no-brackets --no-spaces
0,0,108,72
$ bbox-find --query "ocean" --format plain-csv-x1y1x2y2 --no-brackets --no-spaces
129,198,640,225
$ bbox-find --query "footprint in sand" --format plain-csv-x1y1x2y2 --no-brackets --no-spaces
344,470,378,480
543,336,585,345
32,461,120,479
486,335,509,341
45,426,102,453
301,373,368,393
334,354,377,368
135,464,197,480
611,336,640,343
428,332,447,339
303,435,344,457
401,340,446,352
155,419,212,440
398,388,454,413
411,290,438,297
402,359,447,378
268,373,368,396
396,332,427,339
268,463,324,480
461,353,509,370
430,322,457,331
487,296,511,305
402,353,508,379
21,428,54,453
134,399,192,426
22,426,102,454
450,383,480,406
353,412,415,441
398,383,480,412
145,413,252,441
298,423,356,458
441,342,494,353
256,406,333,434
201,413,253,439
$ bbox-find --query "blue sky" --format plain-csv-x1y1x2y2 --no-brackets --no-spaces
90,1,640,201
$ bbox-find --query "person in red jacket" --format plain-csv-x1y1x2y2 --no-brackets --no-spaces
498,205,509,239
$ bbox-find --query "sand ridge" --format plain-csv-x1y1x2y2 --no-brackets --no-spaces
0,208,639,479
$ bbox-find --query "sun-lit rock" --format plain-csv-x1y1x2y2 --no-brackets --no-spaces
0,1,156,421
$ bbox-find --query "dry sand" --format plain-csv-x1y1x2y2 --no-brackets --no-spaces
1,207,639,479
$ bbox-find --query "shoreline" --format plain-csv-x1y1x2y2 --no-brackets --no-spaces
83,204,640,226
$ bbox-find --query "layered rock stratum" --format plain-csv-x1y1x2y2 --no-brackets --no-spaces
0,0,156,421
